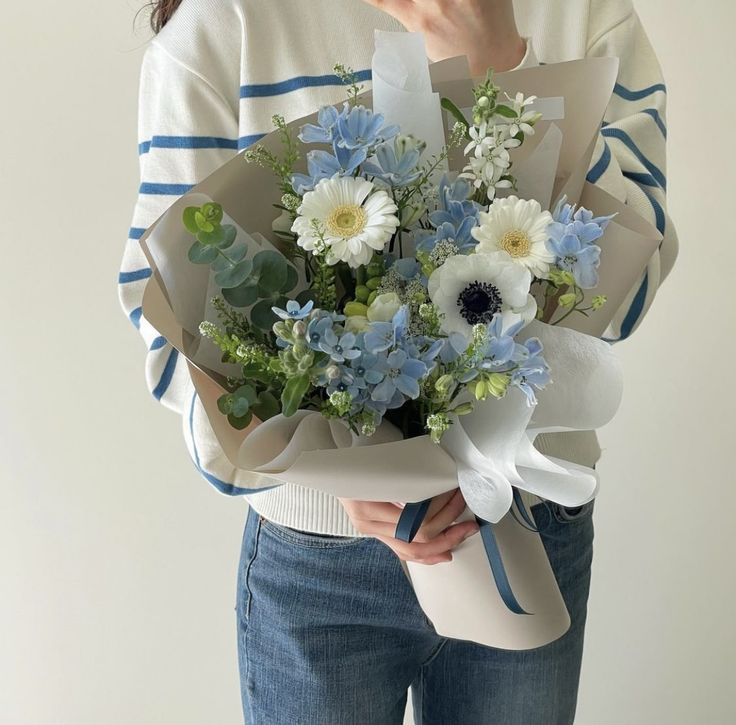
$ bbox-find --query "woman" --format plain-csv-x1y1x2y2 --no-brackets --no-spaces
119,1,677,722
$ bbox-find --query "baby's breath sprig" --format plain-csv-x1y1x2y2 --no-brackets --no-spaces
243,114,301,197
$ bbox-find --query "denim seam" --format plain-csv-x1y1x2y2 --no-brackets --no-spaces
260,517,368,549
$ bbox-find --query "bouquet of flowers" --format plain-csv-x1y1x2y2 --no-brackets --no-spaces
138,31,661,650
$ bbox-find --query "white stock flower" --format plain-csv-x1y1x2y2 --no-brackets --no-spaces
427,251,537,337
471,196,555,277
291,175,399,268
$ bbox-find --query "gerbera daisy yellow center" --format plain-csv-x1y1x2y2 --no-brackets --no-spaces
499,229,532,257
325,204,367,238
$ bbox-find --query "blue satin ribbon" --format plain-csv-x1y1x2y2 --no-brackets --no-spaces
394,489,536,615
395,499,432,543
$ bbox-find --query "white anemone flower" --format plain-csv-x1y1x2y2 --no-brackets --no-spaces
471,196,555,277
427,251,537,337
291,175,399,268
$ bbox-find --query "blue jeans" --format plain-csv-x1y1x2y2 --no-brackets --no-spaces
235,498,595,724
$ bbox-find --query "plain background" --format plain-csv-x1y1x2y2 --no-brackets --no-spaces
2,1,734,723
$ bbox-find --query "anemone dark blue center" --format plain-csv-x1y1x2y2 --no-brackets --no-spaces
457,281,503,325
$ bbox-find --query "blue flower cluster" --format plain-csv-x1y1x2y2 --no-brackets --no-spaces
546,197,616,289
439,314,550,406
291,103,401,195
416,175,483,254
276,301,550,428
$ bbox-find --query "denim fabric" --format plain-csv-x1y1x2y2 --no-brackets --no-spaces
235,498,595,725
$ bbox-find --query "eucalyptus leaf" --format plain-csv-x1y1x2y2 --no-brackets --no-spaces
253,250,288,294
215,258,254,289
183,207,200,234
282,264,298,293
216,224,237,250
250,298,281,330
188,241,218,264
194,210,215,233
202,202,224,226
228,411,253,430
211,242,248,272
281,374,310,417
230,396,250,418
223,282,259,308
296,288,317,306
217,393,233,415
197,226,227,246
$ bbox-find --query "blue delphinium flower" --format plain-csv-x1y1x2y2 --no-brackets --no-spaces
552,195,615,230
430,174,482,226
371,348,427,402
271,299,314,320
509,337,550,405
319,328,362,363
547,230,602,289
416,219,477,254
291,145,367,195
336,104,399,151
364,305,410,354
546,197,615,289
298,105,342,144
362,139,423,188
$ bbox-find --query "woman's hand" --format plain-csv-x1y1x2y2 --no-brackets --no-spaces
363,0,527,76
339,489,479,564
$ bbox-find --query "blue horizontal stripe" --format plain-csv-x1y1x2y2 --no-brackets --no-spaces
139,135,239,155
188,392,280,496
613,82,666,101
238,133,266,150
118,267,152,284
139,182,193,196
152,348,179,401
600,127,666,190
587,140,611,184
150,336,168,351
129,227,146,240
641,108,667,138
619,272,649,341
240,68,371,98
622,170,662,189
129,306,143,329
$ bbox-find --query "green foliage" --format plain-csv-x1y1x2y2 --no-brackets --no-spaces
281,374,310,417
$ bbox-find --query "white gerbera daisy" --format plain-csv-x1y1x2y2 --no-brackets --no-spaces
427,251,537,337
471,196,555,277
291,175,399,268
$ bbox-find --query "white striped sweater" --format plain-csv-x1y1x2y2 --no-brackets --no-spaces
118,0,678,536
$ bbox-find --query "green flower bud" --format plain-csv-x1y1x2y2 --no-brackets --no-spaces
435,374,454,394
344,301,369,317
591,295,607,310
354,285,371,303
558,293,577,308
451,402,474,416
365,277,382,291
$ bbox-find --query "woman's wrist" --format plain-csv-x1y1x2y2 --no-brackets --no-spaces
467,33,527,76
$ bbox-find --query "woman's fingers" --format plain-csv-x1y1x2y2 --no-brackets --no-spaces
374,520,479,563
414,489,470,542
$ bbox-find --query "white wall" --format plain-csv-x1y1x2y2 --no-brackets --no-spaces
1,2,733,723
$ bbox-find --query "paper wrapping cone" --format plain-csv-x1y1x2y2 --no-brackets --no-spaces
137,46,660,650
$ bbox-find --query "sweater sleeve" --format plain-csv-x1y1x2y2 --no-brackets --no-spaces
584,2,679,342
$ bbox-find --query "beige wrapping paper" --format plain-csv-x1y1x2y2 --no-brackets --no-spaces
137,44,661,650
